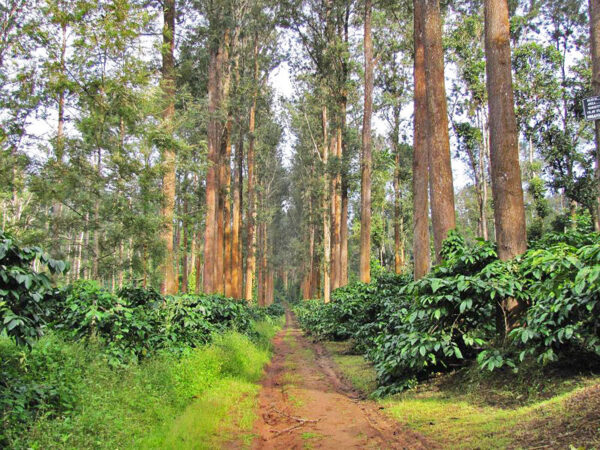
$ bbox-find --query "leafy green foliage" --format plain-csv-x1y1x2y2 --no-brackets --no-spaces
0,230,68,346
296,230,600,393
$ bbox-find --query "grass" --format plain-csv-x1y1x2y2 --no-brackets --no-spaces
322,341,377,395
322,339,600,449
2,318,283,449
301,431,323,449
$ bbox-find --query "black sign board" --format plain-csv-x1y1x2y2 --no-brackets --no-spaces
583,96,600,121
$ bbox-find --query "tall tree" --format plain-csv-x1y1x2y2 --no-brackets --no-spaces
484,0,528,334
244,34,259,301
422,0,456,262
589,0,600,231
359,0,374,283
413,0,431,279
160,0,177,294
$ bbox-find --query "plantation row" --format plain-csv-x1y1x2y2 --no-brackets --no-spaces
0,230,284,447
295,229,600,395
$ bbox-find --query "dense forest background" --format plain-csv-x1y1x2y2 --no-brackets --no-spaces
1,0,598,301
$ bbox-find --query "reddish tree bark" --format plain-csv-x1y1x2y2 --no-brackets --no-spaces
203,40,222,294
359,0,374,283
423,0,456,262
413,0,431,279
484,0,528,334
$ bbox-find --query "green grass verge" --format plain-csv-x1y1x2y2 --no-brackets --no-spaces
322,339,600,449
322,341,377,395
2,317,283,449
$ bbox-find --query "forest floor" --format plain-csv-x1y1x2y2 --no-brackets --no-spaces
231,310,434,449
227,310,600,449
322,342,600,449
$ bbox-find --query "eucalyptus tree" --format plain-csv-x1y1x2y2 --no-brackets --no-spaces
374,1,413,274
422,0,456,263
484,0,528,334
412,0,431,279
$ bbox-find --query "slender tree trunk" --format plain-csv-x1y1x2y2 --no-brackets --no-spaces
93,148,101,280
232,134,244,299
118,241,124,288
244,35,259,301
174,209,180,291
160,0,177,294
359,0,374,284
484,0,528,335
590,0,600,232
423,0,456,262
215,33,231,295
76,229,84,280
195,228,203,293
479,136,489,240
52,21,67,254
394,148,402,274
321,106,331,302
267,270,274,305
331,133,341,290
413,0,431,279
203,35,224,294
222,134,233,297
181,198,189,293
307,195,316,299
260,221,268,306
339,5,350,287
393,106,404,274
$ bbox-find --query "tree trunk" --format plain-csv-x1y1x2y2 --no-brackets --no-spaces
195,227,202,293
590,0,600,232
181,198,189,293
52,21,67,254
331,132,341,290
423,0,456,263
203,31,226,294
394,148,402,274
160,0,177,294
321,105,331,302
92,148,101,280
260,221,268,306
244,35,259,302
393,105,404,274
413,0,431,280
306,195,316,299
484,0,528,335
359,0,374,284
222,130,233,297
215,32,231,295
232,133,244,299
339,5,350,287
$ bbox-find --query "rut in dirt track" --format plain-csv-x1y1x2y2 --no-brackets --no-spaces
249,310,434,449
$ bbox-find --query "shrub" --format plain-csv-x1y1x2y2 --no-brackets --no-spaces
0,230,68,346
295,230,600,393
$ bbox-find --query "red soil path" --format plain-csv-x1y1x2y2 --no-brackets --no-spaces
249,311,434,449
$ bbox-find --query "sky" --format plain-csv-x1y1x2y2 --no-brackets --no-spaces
267,38,471,190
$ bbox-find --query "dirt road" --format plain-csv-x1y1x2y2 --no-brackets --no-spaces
249,311,433,449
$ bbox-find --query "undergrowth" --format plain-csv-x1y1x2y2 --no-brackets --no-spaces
1,318,283,449
295,229,600,393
